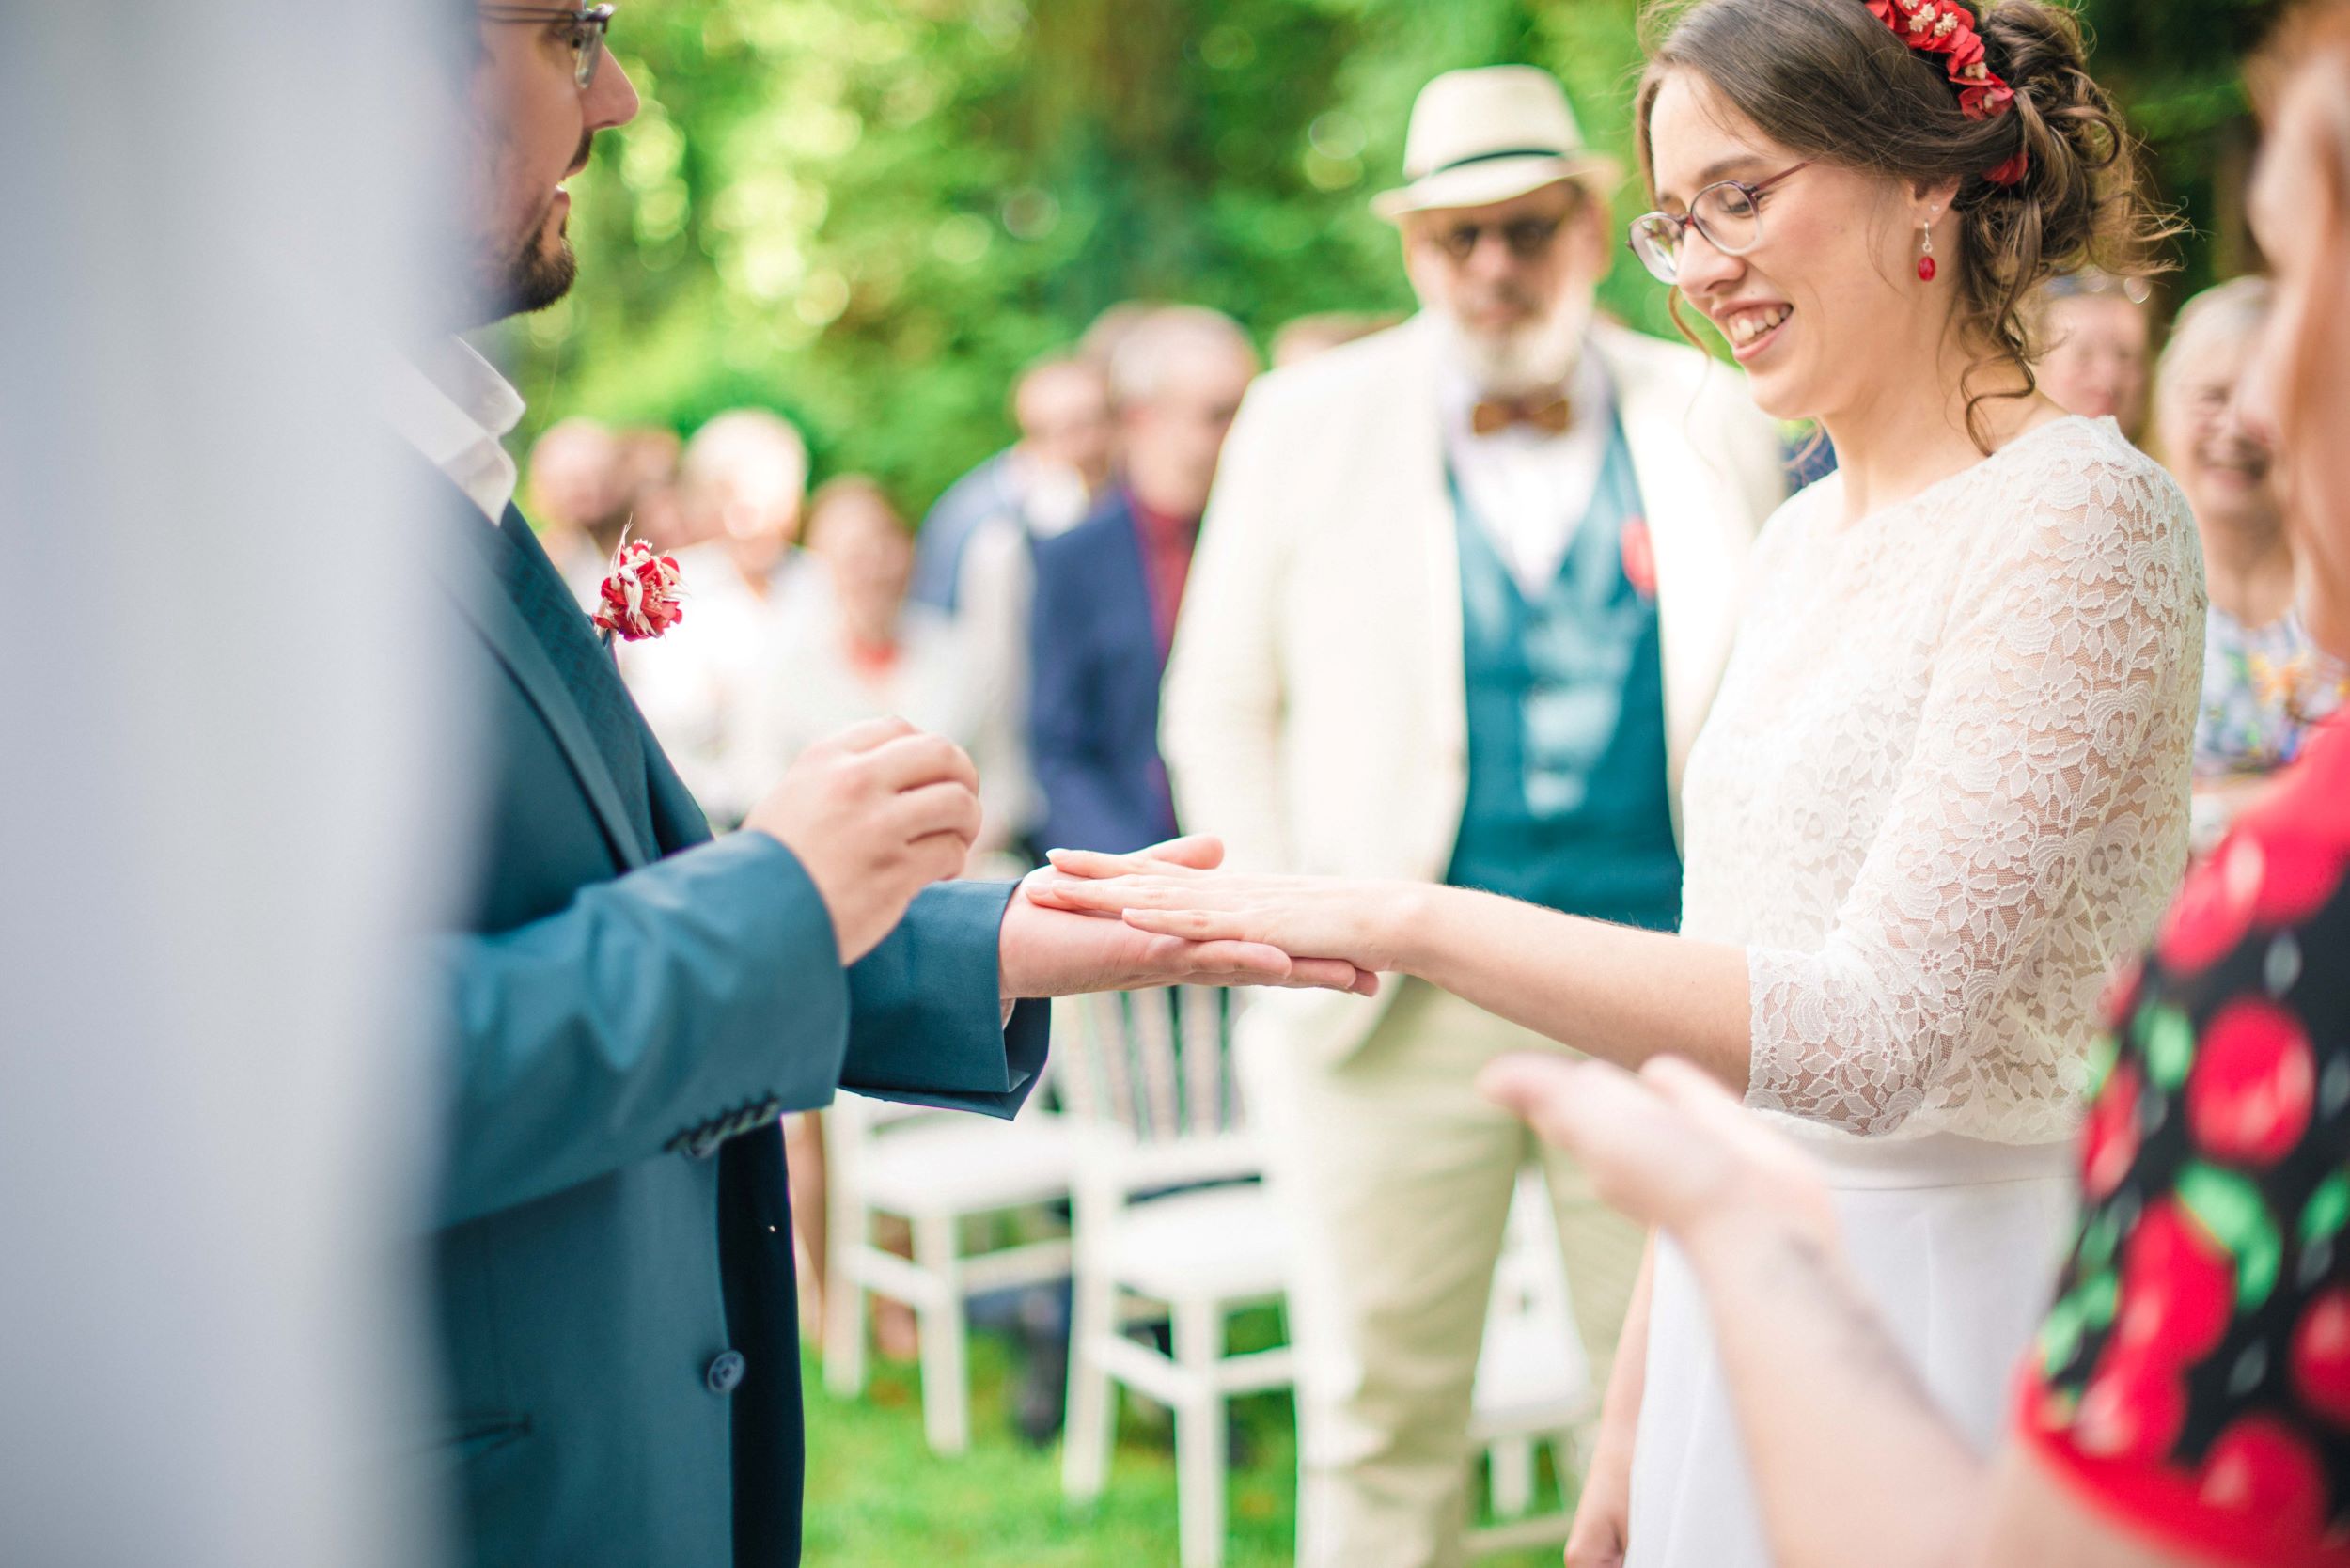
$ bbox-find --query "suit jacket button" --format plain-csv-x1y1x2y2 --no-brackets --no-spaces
705,1351,746,1395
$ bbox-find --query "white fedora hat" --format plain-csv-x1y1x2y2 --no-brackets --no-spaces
1371,66,1622,223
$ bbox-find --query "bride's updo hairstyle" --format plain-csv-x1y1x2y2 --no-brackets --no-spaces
1635,0,2179,447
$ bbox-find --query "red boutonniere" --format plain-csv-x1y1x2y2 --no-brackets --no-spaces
591,537,685,644
1619,514,1657,601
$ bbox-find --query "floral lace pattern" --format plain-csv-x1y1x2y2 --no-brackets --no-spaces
1679,417,2205,1141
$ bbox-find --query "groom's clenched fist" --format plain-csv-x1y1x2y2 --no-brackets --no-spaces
744,716,981,962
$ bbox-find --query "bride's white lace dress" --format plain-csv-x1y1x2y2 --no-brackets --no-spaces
1627,416,2203,1568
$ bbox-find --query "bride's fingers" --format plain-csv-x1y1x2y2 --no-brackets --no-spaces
1044,846,1212,880
1038,874,1200,914
1123,906,1249,941
1133,834,1225,870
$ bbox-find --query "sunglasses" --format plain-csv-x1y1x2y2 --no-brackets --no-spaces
1423,212,1570,265
478,4,617,90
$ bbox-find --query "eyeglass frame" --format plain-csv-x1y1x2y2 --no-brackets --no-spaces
478,4,617,90
1626,161,1813,285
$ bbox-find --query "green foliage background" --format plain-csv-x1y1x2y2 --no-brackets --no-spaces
494,0,2284,517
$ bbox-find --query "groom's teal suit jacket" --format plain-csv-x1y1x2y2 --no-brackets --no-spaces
422,472,1048,1568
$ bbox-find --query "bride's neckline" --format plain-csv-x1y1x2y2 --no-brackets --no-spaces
1817,414,2114,537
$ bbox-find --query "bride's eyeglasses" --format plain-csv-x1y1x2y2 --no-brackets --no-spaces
478,5,618,90
1627,162,1812,285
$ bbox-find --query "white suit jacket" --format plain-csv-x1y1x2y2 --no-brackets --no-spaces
1161,314,1788,1064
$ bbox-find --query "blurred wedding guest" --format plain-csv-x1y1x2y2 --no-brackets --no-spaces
1483,12,2350,1564
619,407,809,826
750,477,1022,865
748,476,1023,1356
911,353,1116,613
2160,276,2349,845
2036,267,2155,444
1270,310,1405,368
528,416,631,598
1029,306,1260,855
1158,65,1784,1566
911,354,1117,851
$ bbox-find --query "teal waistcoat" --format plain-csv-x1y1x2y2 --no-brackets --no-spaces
1443,416,1683,931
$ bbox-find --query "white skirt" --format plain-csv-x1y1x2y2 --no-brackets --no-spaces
1624,1132,2076,1568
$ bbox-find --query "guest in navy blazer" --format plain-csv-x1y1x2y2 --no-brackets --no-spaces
1028,306,1260,854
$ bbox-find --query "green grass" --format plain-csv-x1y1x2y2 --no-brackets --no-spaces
801,1315,1574,1567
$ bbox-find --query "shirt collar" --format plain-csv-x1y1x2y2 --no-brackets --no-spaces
383,337,526,524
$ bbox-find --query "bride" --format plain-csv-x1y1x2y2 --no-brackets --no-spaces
1030,1,2199,1563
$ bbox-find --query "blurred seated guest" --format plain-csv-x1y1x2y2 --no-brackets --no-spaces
1483,14,2350,1564
749,477,1022,868
1270,310,1405,368
911,351,1118,613
750,476,1022,1357
619,407,809,827
2034,267,2155,444
1029,306,1259,854
2161,277,2348,843
617,423,682,505
526,416,631,600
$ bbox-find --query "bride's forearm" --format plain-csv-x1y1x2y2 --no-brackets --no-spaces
1379,884,1754,1087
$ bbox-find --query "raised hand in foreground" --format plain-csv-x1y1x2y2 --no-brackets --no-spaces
1001,836,1378,998
1477,1055,2197,1568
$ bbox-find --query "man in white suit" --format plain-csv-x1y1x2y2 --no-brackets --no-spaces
1160,66,1786,1567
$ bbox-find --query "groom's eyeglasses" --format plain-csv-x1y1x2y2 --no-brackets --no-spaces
478,5,617,90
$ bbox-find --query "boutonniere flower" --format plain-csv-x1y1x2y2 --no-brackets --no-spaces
591,536,685,644
1619,514,1657,602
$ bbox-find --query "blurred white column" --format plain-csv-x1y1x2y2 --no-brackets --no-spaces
0,6,459,1566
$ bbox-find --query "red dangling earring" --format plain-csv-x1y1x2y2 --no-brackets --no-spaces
1917,221,1937,283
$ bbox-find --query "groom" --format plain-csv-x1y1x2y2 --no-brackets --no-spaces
403,13,1363,1567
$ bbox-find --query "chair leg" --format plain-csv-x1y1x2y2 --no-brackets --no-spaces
1489,1435,1536,1520
822,1205,866,1400
1172,1296,1229,1568
913,1213,969,1454
1060,1262,1120,1499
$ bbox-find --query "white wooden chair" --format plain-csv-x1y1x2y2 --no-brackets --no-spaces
1465,1168,1597,1558
1056,986,1291,1568
822,1084,1074,1454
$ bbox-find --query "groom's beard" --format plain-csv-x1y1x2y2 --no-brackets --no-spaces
497,200,578,318
458,132,592,329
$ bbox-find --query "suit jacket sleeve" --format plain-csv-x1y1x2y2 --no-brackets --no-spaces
841,878,1049,1115
1161,381,1297,871
1026,538,1135,852
429,836,1044,1227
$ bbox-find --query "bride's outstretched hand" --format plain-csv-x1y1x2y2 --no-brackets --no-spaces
1024,842,1411,980
1009,836,1381,997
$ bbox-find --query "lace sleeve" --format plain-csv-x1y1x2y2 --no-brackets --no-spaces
1743,446,2200,1135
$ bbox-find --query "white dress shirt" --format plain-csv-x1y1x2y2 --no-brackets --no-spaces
381,337,525,523
1438,351,1614,597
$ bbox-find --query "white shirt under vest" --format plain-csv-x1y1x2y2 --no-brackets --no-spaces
1437,350,1614,598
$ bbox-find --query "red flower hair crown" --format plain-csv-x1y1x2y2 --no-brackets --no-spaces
1862,0,2030,186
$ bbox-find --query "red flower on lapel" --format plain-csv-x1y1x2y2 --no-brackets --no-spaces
1619,514,1657,601
592,538,685,643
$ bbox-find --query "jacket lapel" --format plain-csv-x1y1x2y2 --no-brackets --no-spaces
1596,323,1745,801
427,490,657,870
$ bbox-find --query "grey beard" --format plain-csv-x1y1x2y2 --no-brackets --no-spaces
1436,300,1588,397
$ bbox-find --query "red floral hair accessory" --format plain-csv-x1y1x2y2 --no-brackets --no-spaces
1863,0,2030,186
591,536,686,643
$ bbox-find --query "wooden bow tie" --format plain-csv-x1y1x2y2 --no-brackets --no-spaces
1470,391,1574,437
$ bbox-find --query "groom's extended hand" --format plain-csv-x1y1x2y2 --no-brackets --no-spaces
999,835,1379,998
744,716,981,963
